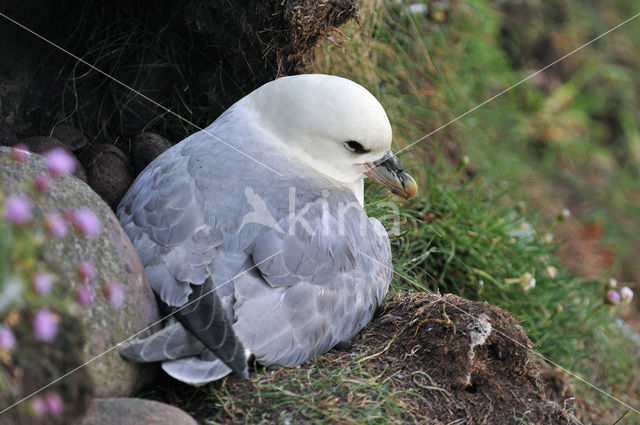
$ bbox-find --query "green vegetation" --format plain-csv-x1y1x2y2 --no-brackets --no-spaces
153,357,420,424
312,0,640,421
150,0,640,422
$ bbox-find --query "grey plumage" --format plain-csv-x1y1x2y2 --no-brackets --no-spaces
117,75,395,385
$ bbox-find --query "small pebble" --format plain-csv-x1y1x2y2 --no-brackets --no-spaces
131,132,172,173
81,144,135,210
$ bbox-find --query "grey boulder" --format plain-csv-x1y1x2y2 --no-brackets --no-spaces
75,398,198,425
0,146,161,397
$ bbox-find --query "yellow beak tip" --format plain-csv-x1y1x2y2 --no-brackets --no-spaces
405,180,418,199
401,178,418,199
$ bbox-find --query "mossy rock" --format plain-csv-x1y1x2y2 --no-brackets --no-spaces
0,146,161,397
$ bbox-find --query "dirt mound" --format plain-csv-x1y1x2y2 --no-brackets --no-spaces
143,293,572,424
359,293,568,424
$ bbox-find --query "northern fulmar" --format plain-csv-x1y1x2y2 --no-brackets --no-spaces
117,74,417,384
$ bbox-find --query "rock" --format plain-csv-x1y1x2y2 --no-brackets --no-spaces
76,398,198,425
0,146,161,397
131,132,172,174
14,136,87,182
81,144,135,210
51,124,89,152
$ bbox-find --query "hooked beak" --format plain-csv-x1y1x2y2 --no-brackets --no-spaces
364,151,418,200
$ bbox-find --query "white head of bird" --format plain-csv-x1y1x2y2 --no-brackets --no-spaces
245,74,417,204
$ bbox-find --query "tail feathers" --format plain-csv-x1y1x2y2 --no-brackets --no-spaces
162,356,232,385
119,322,205,362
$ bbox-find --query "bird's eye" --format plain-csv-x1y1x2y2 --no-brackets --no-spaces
343,141,370,154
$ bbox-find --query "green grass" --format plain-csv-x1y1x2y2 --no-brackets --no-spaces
314,0,640,420
146,354,422,424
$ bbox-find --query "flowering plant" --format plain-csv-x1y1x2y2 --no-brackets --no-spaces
0,146,121,423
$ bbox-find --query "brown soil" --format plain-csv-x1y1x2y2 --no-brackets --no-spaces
144,293,579,424
350,293,569,424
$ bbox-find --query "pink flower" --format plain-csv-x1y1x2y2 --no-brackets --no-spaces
31,396,47,418
73,207,101,238
104,281,126,308
0,324,16,350
620,286,634,304
32,272,55,295
44,213,69,238
11,145,29,162
77,261,97,283
33,309,59,342
76,285,94,307
44,392,64,415
605,290,620,306
4,194,32,225
44,148,76,177
34,173,53,191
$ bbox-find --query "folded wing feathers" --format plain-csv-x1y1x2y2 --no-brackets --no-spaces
168,277,249,378
118,321,204,362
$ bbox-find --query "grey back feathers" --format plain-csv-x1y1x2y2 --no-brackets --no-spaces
117,76,393,385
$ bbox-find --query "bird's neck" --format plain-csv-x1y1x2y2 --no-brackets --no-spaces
346,179,364,206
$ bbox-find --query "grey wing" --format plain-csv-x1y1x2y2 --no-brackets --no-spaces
118,147,220,306
117,143,248,377
233,199,392,366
